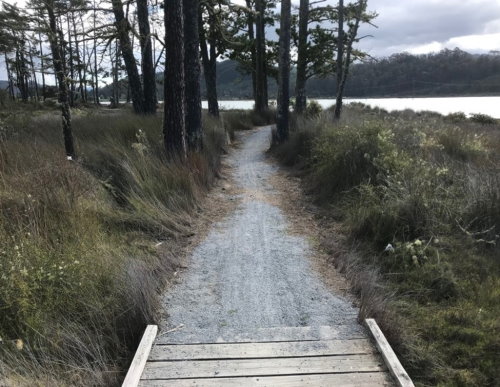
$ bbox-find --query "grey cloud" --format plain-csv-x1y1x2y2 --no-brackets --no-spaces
356,0,500,56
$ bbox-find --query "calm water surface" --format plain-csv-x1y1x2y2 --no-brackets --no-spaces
201,96,500,118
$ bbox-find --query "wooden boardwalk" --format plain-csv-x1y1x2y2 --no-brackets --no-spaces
123,322,413,387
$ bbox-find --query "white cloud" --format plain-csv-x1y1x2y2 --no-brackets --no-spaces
448,33,500,52
407,41,444,55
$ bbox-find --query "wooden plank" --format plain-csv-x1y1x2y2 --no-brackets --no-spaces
365,319,414,387
139,372,393,386
141,354,385,380
155,325,365,345
122,325,158,387
150,339,375,361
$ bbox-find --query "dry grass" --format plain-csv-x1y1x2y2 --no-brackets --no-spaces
273,104,500,386
0,107,227,385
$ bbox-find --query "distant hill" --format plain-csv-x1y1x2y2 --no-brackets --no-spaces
99,48,500,100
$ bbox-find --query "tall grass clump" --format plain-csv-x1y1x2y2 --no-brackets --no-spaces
0,108,226,385
273,104,500,386
221,108,276,139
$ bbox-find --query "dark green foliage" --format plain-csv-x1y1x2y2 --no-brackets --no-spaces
469,113,497,125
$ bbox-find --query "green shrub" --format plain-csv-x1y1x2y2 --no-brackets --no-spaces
273,104,500,386
305,100,323,118
445,112,467,123
437,126,485,161
311,121,401,201
470,113,497,125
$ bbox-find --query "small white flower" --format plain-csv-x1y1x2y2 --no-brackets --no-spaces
384,243,394,252
66,156,73,161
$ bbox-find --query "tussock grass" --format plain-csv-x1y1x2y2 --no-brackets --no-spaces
273,104,500,386
0,108,226,385
222,108,276,140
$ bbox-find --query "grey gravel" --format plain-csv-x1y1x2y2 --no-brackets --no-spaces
159,126,360,343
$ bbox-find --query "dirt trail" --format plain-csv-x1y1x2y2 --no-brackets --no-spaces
159,126,361,342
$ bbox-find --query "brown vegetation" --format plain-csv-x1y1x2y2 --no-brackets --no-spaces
0,108,227,385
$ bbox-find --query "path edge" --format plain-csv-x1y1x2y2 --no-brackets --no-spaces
365,318,415,387
122,324,157,387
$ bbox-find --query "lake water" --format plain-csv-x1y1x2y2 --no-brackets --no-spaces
201,96,500,118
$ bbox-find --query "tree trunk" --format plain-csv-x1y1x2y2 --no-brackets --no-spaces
333,0,344,120
72,11,86,103
110,42,117,107
137,0,157,114
66,14,75,106
295,0,309,115
28,40,39,101
163,0,186,157
245,0,257,101
199,12,219,117
4,53,15,100
335,0,364,119
115,39,121,103
112,0,145,114
16,44,29,102
46,0,76,159
183,0,202,151
276,0,291,143
38,30,46,101
254,0,267,113
93,1,99,105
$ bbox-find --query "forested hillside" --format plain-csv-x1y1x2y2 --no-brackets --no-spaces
96,48,500,100
312,48,500,97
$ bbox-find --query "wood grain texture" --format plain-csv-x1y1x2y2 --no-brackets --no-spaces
155,324,364,345
122,325,158,387
141,354,385,380
150,339,375,360
139,372,393,386
365,319,414,387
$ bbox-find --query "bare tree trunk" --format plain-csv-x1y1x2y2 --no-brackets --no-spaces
199,12,219,117
254,0,267,113
4,53,15,100
112,0,145,114
93,1,100,105
333,0,344,120
110,42,117,107
245,0,257,101
137,0,157,114
28,40,39,101
38,30,46,100
335,0,364,119
72,11,86,103
276,0,291,143
295,0,309,114
115,39,121,103
184,0,202,151
164,0,186,157
46,0,76,159
16,43,29,102
66,14,75,106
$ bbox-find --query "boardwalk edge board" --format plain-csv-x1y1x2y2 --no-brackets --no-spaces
122,325,158,387
365,318,415,387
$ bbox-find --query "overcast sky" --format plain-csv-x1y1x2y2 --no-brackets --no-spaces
355,0,500,57
2,0,500,81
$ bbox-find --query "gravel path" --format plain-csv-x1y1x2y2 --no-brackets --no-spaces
159,126,360,342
